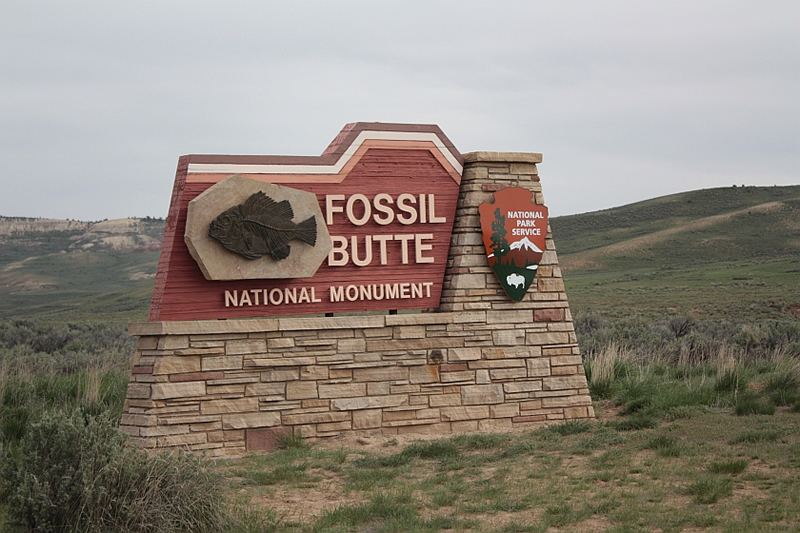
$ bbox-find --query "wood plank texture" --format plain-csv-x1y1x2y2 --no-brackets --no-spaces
150,148,459,321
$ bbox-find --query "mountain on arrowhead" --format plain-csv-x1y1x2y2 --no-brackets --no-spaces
509,237,543,253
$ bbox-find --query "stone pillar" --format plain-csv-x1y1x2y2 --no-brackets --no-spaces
440,151,558,312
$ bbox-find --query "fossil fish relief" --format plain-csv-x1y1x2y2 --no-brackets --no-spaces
208,192,317,261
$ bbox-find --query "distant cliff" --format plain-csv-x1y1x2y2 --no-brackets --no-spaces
0,216,166,266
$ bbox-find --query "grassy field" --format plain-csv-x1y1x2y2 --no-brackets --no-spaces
213,409,800,532
2,341,798,532
0,251,158,323
563,256,800,321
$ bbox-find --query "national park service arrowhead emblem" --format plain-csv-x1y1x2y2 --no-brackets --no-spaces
478,187,548,301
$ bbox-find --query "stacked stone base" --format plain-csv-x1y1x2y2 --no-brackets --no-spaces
123,310,593,457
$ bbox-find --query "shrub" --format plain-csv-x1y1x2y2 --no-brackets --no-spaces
714,367,749,393
584,342,633,400
550,420,592,436
645,435,683,457
733,391,776,416
708,459,748,475
0,320,135,374
683,476,733,504
763,365,800,406
763,366,799,392
614,374,659,415
729,430,781,444
0,369,129,446
1,409,225,533
667,315,695,339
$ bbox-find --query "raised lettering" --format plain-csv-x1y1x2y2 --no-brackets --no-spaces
269,288,283,306
249,289,260,306
351,235,373,267
345,194,371,226
359,285,372,300
326,194,345,225
345,284,359,302
239,291,252,306
373,234,392,265
284,287,297,305
330,285,344,302
396,193,418,225
385,283,399,299
328,236,349,266
400,283,410,298
373,193,395,225
298,287,311,304
225,290,238,307
411,283,423,298
415,233,434,264
429,194,446,223
394,234,414,264
373,284,385,300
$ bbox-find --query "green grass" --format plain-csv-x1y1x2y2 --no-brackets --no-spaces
1,328,798,532
644,435,684,457
211,410,800,532
734,391,777,416
708,459,749,475
683,475,735,504
730,429,782,444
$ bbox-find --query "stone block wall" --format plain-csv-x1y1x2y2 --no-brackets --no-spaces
121,152,594,457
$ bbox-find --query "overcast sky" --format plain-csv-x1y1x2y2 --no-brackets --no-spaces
1,1,797,220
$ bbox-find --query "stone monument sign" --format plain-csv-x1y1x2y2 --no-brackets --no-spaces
121,123,594,456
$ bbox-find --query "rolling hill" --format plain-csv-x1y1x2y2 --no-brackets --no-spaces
550,185,800,320
0,217,165,323
1,185,797,323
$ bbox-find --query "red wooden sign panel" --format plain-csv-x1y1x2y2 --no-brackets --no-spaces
150,123,463,321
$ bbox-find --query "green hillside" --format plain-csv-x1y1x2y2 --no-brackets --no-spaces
551,185,800,320
553,185,800,256
0,217,164,323
0,252,158,323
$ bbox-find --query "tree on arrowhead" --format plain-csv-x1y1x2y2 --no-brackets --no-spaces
490,207,509,263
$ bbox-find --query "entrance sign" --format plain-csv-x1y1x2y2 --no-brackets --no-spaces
124,146,596,455
150,123,464,321
479,187,549,301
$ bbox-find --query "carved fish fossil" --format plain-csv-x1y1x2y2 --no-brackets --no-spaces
208,192,317,261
